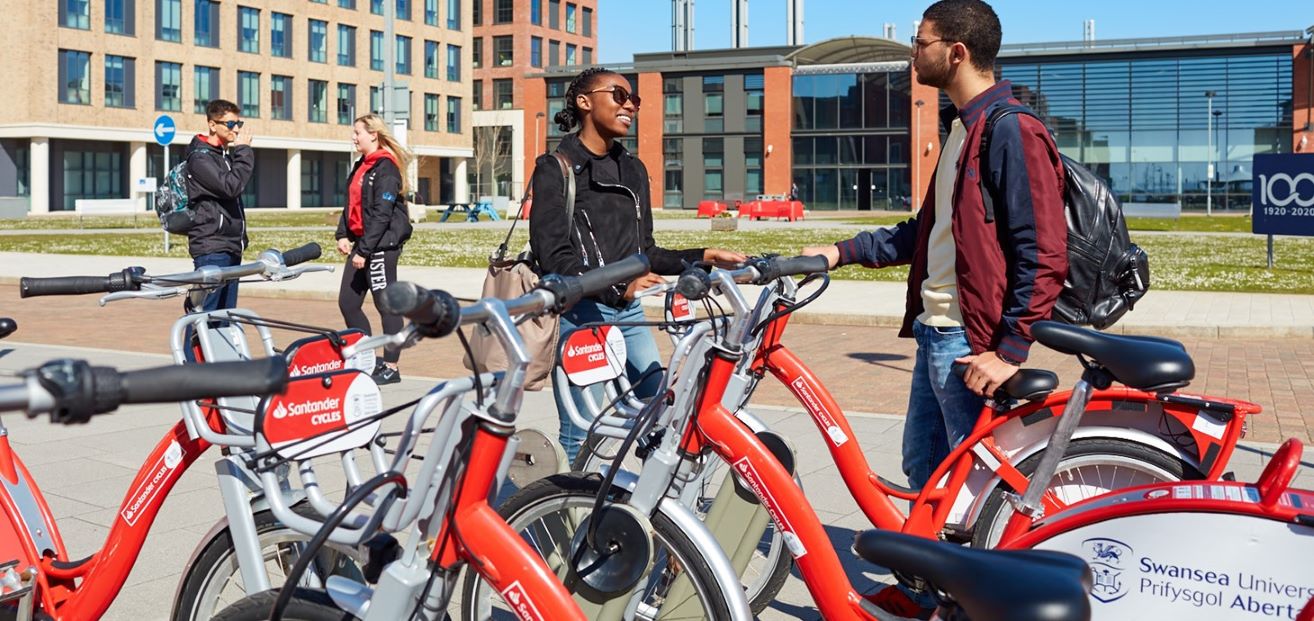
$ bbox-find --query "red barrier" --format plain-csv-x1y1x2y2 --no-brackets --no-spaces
737,199,804,222
697,200,729,218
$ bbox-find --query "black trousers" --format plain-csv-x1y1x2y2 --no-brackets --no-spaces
338,248,403,364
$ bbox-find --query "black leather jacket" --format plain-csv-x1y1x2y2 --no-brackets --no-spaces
335,155,413,257
528,133,703,307
184,135,253,258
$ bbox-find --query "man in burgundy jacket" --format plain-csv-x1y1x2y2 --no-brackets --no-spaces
805,4,1067,612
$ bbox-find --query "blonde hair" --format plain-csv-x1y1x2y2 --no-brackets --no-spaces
354,113,415,194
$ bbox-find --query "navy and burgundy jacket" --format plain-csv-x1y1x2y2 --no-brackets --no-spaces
835,80,1068,363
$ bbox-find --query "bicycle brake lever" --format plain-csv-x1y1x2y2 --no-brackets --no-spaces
98,287,188,306
264,265,335,282
342,324,417,358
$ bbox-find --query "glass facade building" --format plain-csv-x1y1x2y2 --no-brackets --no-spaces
998,47,1294,211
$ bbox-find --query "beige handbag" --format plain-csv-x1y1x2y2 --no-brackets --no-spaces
461,153,574,390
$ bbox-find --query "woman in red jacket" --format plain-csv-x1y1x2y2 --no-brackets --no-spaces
335,113,415,385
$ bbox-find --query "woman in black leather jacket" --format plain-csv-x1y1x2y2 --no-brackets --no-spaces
529,67,744,460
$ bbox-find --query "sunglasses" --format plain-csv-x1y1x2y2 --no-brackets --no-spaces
584,87,641,109
215,120,245,130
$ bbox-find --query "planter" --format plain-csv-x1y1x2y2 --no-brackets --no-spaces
710,217,739,232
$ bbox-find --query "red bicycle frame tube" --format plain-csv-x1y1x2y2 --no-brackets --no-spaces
431,424,584,621
697,351,874,620
2,412,217,620
749,307,1255,539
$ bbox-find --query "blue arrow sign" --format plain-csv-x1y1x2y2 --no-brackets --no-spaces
153,115,176,146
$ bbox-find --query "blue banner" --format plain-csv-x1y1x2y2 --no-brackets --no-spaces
1252,153,1314,236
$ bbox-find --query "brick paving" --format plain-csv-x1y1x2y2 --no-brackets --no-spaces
3,283,1310,444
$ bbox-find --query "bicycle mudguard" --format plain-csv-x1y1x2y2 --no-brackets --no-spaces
1002,445,1314,620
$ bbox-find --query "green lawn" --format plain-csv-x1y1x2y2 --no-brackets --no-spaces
842,214,1257,233
0,210,339,230
2,227,1311,294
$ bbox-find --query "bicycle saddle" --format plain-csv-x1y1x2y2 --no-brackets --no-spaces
852,529,1091,621
997,369,1058,402
1031,320,1194,392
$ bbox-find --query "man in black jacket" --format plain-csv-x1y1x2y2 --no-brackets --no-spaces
185,99,255,313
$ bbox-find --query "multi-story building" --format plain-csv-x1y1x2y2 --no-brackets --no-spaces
0,0,473,214
469,0,595,199
530,28,1313,212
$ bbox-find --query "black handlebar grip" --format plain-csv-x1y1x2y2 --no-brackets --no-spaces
676,268,713,301
574,254,652,301
380,282,462,338
281,243,322,267
771,255,831,279
0,318,16,339
118,356,290,405
19,267,142,298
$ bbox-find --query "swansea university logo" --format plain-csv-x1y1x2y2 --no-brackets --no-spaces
1083,537,1132,603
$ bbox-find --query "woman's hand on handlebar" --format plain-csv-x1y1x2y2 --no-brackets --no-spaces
623,272,668,301
703,248,747,268
800,244,840,269
337,238,353,256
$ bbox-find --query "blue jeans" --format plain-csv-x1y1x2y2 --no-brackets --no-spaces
552,299,664,462
902,320,986,492
184,252,241,362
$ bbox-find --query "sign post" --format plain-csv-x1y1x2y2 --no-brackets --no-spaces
154,115,176,252
1251,153,1314,269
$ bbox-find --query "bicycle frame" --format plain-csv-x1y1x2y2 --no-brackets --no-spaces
1002,438,1314,620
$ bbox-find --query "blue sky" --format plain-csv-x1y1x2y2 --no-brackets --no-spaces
598,0,1313,64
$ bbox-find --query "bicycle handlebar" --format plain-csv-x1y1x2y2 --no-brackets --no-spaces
538,254,652,313
379,282,463,338
0,318,16,339
19,267,144,298
747,254,830,285
280,242,322,267
2,357,289,424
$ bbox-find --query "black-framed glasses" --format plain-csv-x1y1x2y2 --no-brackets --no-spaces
910,36,954,49
584,86,641,109
216,120,245,130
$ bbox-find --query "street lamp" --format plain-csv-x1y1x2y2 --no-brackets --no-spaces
1204,90,1216,216
1213,109,1224,210
913,99,924,211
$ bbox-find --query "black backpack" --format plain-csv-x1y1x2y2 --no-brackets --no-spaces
979,104,1149,330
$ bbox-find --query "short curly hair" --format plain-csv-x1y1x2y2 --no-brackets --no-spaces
554,67,618,133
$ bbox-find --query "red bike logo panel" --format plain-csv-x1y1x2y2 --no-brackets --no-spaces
259,370,383,460
561,327,626,387
285,331,374,377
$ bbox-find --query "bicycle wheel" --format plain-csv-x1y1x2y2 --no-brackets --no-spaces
172,505,365,621
210,588,350,621
972,438,1203,548
459,473,734,620
573,435,791,616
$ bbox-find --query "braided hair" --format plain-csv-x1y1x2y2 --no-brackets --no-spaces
554,67,617,133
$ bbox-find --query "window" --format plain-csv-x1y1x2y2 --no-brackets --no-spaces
494,36,513,67
338,25,356,66
15,147,28,197
664,170,683,208
704,75,724,132
155,61,181,110
424,41,439,79
339,0,355,7
371,0,383,13
548,0,559,29
530,37,543,68
308,19,327,62
271,13,292,58
396,35,412,74
494,0,512,23
369,86,381,113
106,0,132,34
194,66,218,114
583,47,592,66
301,159,321,206
565,44,576,66
744,137,763,194
704,171,723,199
397,0,411,20
565,3,575,33
269,75,291,120
238,6,259,53
582,7,592,37
61,0,90,29
308,79,328,122
157,0,181,41
664,90,683,133
61,148,124,211
337,83,356,124
472,38,482,69
421,0,437,24
493,79,513,109
548,40,559,66
745,73,764,131
370,31,384,70
472,0,480,24
238,71,260,117
530,0,542,25
446,96,461,132
194,0,218,46
424,94,439,131
663,137,682,167
447,45,461,81
447,0,461,29
104,56,133,108
472,79,482,110
703,138,724,168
